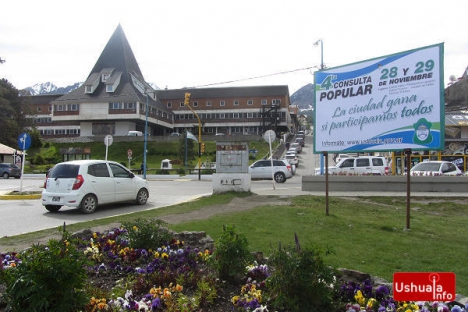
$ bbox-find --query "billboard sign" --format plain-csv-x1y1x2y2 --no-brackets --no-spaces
314,43,444,153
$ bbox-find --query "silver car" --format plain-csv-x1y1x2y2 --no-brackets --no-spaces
42,160,149,213
248,159,293,183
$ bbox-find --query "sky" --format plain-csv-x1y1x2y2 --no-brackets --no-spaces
1,0,467,95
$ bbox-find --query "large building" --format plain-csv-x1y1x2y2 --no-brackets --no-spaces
25,25,296,139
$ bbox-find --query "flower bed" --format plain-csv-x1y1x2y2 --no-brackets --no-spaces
1,220,467,311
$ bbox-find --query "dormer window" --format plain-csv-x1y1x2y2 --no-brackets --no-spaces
102,74,110,82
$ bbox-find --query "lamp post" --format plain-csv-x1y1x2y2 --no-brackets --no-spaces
143,91,149,179
314,39,325,174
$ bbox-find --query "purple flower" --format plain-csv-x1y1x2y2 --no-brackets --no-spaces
151,297,161,309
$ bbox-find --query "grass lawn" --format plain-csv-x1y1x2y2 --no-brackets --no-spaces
166,195,468,295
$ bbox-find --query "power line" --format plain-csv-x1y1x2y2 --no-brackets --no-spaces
188,66,318,89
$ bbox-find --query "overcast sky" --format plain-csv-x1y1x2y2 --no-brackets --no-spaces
1,0,467,94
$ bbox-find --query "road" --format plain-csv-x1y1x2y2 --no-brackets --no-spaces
0,135,318,237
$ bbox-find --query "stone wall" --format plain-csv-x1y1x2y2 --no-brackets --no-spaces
302,175,468,193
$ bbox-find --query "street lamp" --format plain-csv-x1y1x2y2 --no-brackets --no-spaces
313,39,324,69
143,91,150,179
314,39,325,174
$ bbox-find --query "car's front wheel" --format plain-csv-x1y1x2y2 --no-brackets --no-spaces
2,172,9,179
274,172,286,183
80,194,97,214
45,205,62,212
136,188,149,205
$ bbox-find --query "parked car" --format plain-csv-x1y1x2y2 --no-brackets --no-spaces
290,142,302,153
294,137,305,147
334,153,350,164
0,163,21,179
127,131,143,136
42,160,149,214
315,156,389,175
284,153,299,166
248,159,293,183
170,132,181,136
410,161,462,176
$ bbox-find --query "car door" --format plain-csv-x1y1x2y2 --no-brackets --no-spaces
355,158,371,175
250,160,269,179
109,163,136,201
337,158,355,175
86,163,115,204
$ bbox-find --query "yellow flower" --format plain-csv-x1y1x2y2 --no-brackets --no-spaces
355,290,365,305
133,225,138,231
231,295,239,304
175,284,183,292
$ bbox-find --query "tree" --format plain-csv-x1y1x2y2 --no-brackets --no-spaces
0,79,34,147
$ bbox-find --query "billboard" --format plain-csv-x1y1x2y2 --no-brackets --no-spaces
314,43,444,153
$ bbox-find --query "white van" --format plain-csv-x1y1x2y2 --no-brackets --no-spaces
315,156,389,175
127,131,143,137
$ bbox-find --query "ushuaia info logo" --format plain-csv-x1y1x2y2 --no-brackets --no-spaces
393,272,456,301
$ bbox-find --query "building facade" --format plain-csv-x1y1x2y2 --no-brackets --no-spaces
23,25,295,140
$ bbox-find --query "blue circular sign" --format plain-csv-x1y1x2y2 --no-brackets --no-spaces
18,132,31,150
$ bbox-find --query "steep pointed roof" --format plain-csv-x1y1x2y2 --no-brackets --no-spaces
53,25,164,110
89,24,143,79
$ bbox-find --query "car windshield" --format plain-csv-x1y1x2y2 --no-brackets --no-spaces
412,163,441,171
49,164,80,178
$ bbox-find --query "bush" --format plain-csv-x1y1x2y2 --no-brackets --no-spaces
266,235,337,312
0,231,88,311
120,218,172,250
212,225,252,283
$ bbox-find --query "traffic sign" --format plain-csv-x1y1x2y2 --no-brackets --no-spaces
18,132,31,150
263,130,276,143
104,135,113,146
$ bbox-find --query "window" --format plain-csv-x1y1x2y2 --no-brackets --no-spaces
356,159,370,167
233,113,239,118
273,99,281,105
110,163,131,178
234,100,239,106
193,101,198,107
247,100,253,105
180,102,185,107
206,101,212,106
167,102,172,108
341,159,355,168
247,113,253,118
220,113,225,119
261,99,267,105
48,106,52,111
88,163,110,177
106,85,114,92
372,158,384,166
37,107,42,112
220,100,225,106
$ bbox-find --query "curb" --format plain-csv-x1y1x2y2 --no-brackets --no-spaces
0,193,42,200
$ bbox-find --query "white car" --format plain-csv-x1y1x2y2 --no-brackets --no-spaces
42,160,149,214
410,161,462,176
284,153,299,166
248,159,293,183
